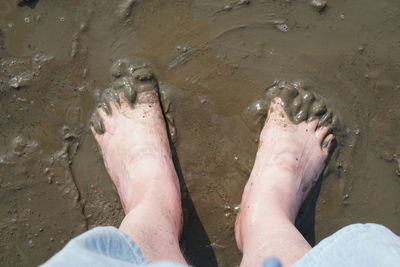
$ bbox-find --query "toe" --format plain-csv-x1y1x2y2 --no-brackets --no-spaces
269,97,285,114
265,97,296,128
90,126,102,141
321,134,335,154
97,102,110,118
122,84,137,104
281,84,298,99
108,98,121,114
307,119,319,131
290,94,303,115
318,111,332,128
118,91,131,110
266,97,288,121
316,125,330,141
270,96,284,107
90,112,105,135
101,88,121,114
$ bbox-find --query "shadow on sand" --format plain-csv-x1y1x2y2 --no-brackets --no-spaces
171,145,218,267
17,0,39,9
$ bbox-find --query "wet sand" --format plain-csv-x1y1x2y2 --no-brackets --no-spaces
0,0,400,266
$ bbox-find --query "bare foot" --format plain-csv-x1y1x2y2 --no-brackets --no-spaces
90,65,186,264
236,97,334,266
91,67,179,213
256,97,333,214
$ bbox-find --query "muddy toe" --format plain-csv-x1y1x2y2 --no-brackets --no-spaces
322,134,335,154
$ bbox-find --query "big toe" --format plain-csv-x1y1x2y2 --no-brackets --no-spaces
266,97,291,124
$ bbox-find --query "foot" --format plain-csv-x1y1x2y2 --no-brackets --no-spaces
90,65,186,264
91,68,180,213
236,97,334,251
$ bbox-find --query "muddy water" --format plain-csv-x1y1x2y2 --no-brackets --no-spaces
0,0,400,266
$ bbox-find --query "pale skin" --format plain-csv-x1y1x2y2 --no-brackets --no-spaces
91,71,334,267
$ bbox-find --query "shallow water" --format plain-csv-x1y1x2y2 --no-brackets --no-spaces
0,0,399,266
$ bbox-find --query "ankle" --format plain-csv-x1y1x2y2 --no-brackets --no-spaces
236,204,295,252
251,167,303,202
115,157,180,212
122,191,183,231
241,175,303,222
122,177,181,213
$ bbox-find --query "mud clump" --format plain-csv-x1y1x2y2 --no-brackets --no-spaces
242,99,268,131
384,154,400,177
169,46,196,69
115,0,137,18
275,24,289,33
91,58,177,142
158,82,180,143
310,0,328,12
1,54,54,90
9,72,34,89
216,0,251,13
242,81,338,132
71,34,79,57
11,136,38,157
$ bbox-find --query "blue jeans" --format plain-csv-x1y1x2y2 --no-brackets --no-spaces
41,224,400,267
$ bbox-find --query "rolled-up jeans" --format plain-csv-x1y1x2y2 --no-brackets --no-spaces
41,223,400,267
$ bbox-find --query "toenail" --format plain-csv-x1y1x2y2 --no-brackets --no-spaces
322,139,329,148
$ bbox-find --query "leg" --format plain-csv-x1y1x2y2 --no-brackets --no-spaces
235,97,334,267
293,223,400,267
91,67,187,264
